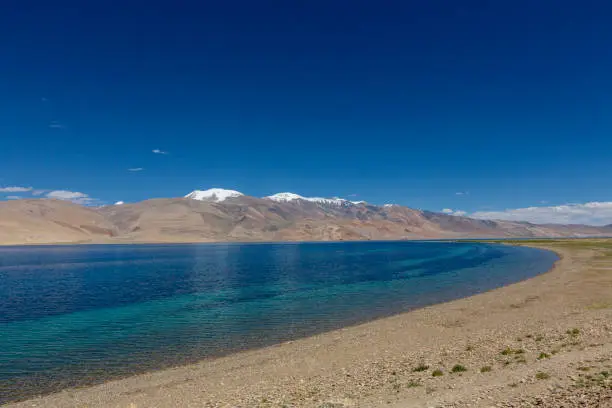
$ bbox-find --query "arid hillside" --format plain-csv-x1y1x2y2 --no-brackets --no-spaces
1,197,610,245
0,200,116,245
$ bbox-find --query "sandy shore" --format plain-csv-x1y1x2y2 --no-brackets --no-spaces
7,239,612,408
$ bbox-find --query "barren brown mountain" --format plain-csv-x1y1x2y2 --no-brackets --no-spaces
1,196,611,245
0,199,116,245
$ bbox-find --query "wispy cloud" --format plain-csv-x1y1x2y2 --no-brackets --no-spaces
472,202,612,226
347,193,358,197
128,168,144,172
152,149,168,155
46,190,97,205
49,120,65,129
441,208,467,216
0,186,33,192
0,185,104,205
455,191,469,196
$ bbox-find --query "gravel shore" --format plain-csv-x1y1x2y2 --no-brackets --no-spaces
7,239,612,408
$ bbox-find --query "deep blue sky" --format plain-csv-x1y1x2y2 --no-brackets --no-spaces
1,0,611,216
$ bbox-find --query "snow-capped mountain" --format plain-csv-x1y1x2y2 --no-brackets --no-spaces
5,189,612,246
183,189,364,207
265,192,305,202
185,188,244,202
265,192,355,207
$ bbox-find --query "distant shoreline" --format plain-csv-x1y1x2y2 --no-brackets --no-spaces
1,234,610,248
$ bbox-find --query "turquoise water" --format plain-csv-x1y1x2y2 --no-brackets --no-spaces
0,241,557,402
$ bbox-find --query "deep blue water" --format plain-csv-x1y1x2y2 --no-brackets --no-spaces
0,241,557,402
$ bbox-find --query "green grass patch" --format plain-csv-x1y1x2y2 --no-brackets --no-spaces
501,347,524,356
432,369,444,377
587,302,612,310
451,364,467,373
412,363,429,372
535,372,551,380
577,366,590,371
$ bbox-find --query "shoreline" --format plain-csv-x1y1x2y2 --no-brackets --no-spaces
1,235,610,247
0,242,556,405
6,239,612,407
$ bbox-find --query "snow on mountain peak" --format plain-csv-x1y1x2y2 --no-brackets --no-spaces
304,196,348,206
266,192,355,207
114,201,125,205
266,192,305,202
185,188,244,202
185,189,367,207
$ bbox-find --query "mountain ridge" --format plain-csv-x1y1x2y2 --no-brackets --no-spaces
1,193,611,245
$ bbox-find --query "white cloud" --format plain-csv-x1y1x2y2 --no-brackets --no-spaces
46,190,87,200
49,121,64,129
152,149,168,155
128,168,144,172
6,196,22,200
442,208,467,217
46,190,97,205
0,186,33,192
114,201,125,205
472,202,612,226
455,191,469,196
31,189,48,196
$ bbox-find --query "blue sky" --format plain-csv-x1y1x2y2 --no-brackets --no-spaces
1,1,612,224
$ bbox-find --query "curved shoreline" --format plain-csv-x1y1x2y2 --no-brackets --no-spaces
0,242,555,404
6,240,612,407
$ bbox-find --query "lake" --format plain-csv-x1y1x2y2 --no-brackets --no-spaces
0,241,557,403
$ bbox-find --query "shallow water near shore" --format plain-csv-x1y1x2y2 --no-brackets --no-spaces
0,241,557,403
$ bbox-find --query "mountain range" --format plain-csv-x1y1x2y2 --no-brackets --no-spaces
0,188,610,245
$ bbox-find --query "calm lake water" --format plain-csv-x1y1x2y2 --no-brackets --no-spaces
0,241,557,402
